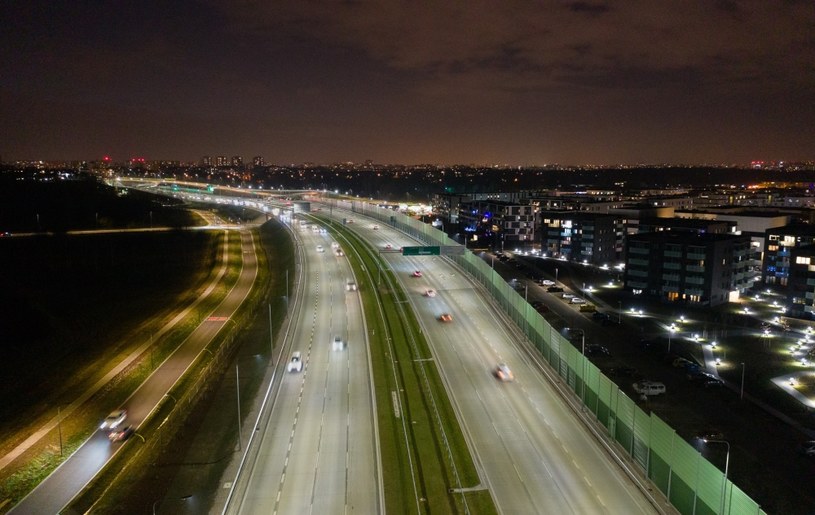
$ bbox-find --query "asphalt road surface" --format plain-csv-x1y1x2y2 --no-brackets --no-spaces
225,221,379,514
339,209,662,514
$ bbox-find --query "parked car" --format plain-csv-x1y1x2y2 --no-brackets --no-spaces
608,366,637,377
569,297,586,304
540,279,555,286
562,292,575,299
100,409,127,430
592,311,610,321
633,381,666,396
547,286,564,293
495,363,515,382
586,344,612,357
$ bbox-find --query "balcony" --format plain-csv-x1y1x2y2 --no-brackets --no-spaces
664,262,681,270
686,265,705,273
663,251,681,258
628,258,649,266
687,252,706,260
628,280,648,289
662,273,680,281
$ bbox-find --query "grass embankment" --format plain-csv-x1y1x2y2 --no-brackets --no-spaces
325,219,496,515
0,229,243,512
67,221,287,514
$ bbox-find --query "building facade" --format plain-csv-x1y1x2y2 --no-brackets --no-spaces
625,232,752,307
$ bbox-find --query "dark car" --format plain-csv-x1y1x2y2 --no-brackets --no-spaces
108,426,134,442
547,286,564,293
586,344,612,357
592,311,609,321
609,366,637,377
700,377,724,388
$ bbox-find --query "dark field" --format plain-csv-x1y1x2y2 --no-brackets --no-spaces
0,230,220,436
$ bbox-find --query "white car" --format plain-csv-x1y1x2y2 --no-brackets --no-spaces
332,336,345,351
495,363,514,382
425,289,437,297
561,292,575,299
316,245,325,253
100,409,127,430
570,297,587,304
287,351,303,372
540,279,555,286
331,241,339,249
346,281,357,291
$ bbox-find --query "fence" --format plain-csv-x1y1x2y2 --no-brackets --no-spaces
342,199,764,515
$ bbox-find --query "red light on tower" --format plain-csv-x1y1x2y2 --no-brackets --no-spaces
103,155,111,162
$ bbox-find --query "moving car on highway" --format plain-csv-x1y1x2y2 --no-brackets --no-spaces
439,313,453,322
287,351,303,372
495,363,515,382
332,336,345,351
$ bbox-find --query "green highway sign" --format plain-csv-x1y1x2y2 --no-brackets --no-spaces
402,246,441,256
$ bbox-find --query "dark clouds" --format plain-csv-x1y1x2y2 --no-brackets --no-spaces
1,1,813,165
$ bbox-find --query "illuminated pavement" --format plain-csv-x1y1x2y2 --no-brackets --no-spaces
338,210,663,514
224,221,379,514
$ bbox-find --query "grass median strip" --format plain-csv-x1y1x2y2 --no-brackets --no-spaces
325,219,497,515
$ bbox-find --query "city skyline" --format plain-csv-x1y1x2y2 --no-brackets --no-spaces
2,1,814,165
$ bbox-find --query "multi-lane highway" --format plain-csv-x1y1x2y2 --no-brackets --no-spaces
225,221,380,514
335,210,661,514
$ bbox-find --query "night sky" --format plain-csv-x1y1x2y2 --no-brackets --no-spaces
2,1,813,165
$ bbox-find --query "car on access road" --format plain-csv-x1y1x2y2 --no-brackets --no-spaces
100,409,127,430
412,270,423,278
425,289,437,297
108,426,134,442
439,313,453,322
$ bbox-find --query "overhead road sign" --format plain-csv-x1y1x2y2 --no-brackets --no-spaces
401,246,464,256
402,246,441,256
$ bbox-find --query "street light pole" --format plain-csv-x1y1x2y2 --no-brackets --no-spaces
555,267,559,284
740,362,745,400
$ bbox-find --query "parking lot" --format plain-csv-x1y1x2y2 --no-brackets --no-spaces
482,249,815,514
